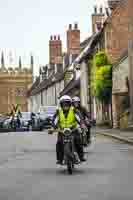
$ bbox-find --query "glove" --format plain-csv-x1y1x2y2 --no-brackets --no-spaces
48,129,54,135
53,125,58,129
81,123,87,131
85,119,90,126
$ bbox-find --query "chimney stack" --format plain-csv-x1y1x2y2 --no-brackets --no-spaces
49,35,62,64
67,23,80,55
92,5,105,33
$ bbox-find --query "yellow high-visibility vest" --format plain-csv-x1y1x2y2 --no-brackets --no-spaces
59,107,77,129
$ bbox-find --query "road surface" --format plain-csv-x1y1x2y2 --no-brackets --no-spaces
0,131,132,200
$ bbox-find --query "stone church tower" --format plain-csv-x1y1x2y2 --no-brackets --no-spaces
0,52,33,114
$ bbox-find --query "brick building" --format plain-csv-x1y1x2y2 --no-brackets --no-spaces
90,0,133,128
0,54,33,114
103,0,133,128
91,0,133,128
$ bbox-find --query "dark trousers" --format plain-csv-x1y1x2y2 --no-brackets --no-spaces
17,119,21,128
86,125,91,141
56,130,84,162
74,132,84,159
56,132,64,162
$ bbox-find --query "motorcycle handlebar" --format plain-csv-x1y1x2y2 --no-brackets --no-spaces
48,127,87,135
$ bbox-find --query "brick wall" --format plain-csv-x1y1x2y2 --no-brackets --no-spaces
128,0,133,40
49,35,62,64
67,23,80,55
104,0,133,63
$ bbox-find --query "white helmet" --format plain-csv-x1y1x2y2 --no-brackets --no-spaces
72,96,80,103
59,95,72,104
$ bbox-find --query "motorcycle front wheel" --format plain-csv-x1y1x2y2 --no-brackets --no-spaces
67,160,73,175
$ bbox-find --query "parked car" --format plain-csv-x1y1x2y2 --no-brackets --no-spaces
21,112,39,130
38,106,56,130
0,116,10,128
20,112,32,129
3,116,12,128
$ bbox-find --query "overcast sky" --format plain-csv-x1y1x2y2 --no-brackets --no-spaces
0,0,107,75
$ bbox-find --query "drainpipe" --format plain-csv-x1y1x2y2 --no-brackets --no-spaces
80,60,89,110
55,83,57,105
88,60,92,119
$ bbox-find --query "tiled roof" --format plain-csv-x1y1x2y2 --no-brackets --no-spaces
80,36,92,49
113,49,128,70
29,72,64,96
28,77,40,96
74,31,102,64
60,77,80,96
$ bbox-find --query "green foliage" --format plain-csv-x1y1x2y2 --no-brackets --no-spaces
91,51,112,105
95,51,108,66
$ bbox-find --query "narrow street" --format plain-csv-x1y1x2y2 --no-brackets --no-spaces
0,131,132,200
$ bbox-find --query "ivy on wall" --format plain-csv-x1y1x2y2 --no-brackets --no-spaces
91,51,112,105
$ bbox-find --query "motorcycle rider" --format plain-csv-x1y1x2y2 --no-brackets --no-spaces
72,96,91,144
17,110,22,128
52,95,86,165
30,112,36,127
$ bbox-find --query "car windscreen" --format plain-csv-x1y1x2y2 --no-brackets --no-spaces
45,107,56,116
39,113,46,117
21,113,31,119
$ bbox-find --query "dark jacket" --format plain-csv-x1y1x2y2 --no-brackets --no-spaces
77,106,90,120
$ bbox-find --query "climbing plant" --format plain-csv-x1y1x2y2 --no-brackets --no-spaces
92,51,112,105
90,51,112,122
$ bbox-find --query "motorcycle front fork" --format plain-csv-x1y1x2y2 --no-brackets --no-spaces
71,137,80,163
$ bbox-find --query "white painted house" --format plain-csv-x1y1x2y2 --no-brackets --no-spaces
28,64,64,113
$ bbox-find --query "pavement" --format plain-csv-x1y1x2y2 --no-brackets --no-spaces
0,131,133,199
94,127,133,145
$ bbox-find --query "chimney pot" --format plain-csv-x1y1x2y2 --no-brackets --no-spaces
74,23,78,29
50,35,53,40
94,6,97,14
54,35,56,40
105,7,110,16
100,6,103,14
69,24,72,30
58,35,60,40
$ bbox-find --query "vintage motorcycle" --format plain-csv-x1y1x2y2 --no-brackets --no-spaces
49,127,87,175
62,128,81,174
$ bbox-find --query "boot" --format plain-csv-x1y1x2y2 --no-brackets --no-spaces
56,160,63,165
80,157,86,162
74,152,80,164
